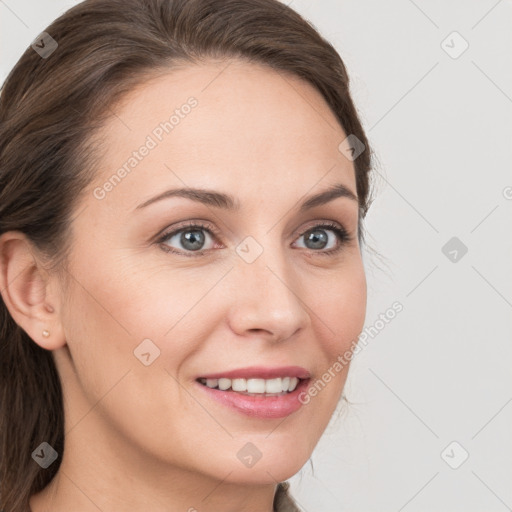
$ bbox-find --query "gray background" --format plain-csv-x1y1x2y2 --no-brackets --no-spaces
1,1,511,511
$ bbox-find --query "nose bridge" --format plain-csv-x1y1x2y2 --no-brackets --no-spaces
228,233,310,339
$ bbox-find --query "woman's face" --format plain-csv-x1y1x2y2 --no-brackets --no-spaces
55,59,366,485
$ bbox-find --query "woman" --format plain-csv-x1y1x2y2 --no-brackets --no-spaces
0,0,374,510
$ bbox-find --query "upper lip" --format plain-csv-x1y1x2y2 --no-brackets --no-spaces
197,366,311,380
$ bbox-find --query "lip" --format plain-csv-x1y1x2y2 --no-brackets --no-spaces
196,365,311,380
195,377,311,419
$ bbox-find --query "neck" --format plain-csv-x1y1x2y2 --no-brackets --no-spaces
29,411,278,512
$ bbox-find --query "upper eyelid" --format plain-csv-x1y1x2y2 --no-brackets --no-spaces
158,220,220,240
158,219,349,239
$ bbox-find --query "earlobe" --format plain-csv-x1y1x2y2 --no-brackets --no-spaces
0,232,66,351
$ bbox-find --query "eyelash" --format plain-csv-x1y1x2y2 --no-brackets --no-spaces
156,220,352,258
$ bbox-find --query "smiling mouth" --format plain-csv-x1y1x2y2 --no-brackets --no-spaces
196,376,306,396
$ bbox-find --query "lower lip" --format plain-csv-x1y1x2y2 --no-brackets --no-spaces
195,378,311,419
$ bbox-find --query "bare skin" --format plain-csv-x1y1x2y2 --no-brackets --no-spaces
0,58,366,512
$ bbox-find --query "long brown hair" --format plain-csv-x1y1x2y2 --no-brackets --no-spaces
0,0,374,510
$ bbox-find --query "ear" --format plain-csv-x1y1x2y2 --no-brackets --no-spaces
0,231,66,350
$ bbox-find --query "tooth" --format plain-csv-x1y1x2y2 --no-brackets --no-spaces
246,378,266,393
206,378,218,388
218,378,231,390
201,376,302,393
265,378,282,393
288,377,299,392
231,378,247,392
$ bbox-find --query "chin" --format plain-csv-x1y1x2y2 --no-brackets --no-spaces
214,449,309,485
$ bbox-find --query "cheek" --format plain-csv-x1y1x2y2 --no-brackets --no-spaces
88,254,225,338
60,252,224,396
304,260,366,407
58,257,202,456
312,260,367,354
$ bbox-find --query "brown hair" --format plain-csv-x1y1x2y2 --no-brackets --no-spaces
0,0,374,510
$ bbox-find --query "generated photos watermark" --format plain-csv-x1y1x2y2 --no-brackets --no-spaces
298,301,404,404
93,97,198,200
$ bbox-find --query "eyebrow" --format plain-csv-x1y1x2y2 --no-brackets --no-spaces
135,182,358,212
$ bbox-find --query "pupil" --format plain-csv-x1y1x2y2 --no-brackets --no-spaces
182,230,204,250
306,229,327,249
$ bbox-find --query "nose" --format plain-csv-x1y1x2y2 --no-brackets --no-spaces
226,246,311,343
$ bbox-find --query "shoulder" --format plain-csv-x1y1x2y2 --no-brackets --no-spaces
273,481,302,512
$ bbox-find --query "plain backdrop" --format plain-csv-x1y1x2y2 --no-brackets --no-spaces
1,1,511,511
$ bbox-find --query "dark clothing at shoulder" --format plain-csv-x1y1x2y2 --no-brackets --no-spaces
273,481,301,512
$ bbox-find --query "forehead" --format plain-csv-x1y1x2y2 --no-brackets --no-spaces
88,59,356,211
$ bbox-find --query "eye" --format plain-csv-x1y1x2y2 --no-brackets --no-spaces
157,221,219,256
293,222,351,256
156,220,351,257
